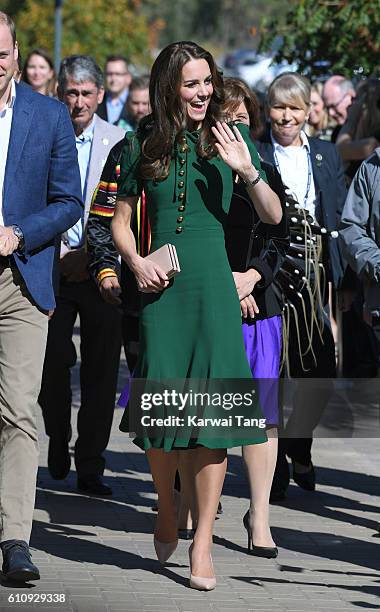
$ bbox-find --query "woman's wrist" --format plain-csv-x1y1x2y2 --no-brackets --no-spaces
126,253,144,274
238,164,260,185
247,268,262,284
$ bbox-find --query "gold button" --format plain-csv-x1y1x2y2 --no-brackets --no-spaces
179,169,185,176
181,136,187,143
176,226,183,233
178,205,185,212
178,193,185,201
178,181,184,188
179,146,187,153
179,158,186,165
177,216,184,222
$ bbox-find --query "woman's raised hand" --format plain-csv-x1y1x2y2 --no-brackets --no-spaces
133,257,169,293
211,122,252,174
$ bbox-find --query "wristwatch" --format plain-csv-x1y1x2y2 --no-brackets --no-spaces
12,225,25,251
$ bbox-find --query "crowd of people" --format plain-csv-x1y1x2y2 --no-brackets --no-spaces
0,8,379,591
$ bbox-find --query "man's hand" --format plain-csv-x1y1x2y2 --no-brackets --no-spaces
0,226,19,256
60,249,89,283
240,295,260,319
99,276,122,305
233,269,262,301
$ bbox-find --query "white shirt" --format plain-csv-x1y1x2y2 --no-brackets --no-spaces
66,119,95,247
0,79,16,227
271,130,317,220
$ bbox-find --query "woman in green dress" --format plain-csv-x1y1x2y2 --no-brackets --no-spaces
112,41,281,590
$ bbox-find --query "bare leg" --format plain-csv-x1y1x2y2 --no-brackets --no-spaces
190,448,227,578
146,448,179,543
242,428,278,547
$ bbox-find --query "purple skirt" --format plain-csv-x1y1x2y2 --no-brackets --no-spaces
242,315,282,426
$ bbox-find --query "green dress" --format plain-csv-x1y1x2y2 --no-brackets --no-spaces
118,123,268,451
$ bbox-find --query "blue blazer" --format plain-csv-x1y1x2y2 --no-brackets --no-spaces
255,131,347,289
3,82,82,310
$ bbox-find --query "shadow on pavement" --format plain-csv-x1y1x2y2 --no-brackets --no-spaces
28,521,189,589
215,526,380,573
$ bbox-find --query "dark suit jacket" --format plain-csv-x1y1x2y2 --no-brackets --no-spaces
97,95,131,127
225,161,289,320
3,82,82,310
255,130,347,288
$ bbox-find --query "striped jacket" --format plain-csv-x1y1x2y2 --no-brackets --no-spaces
86,138,150,313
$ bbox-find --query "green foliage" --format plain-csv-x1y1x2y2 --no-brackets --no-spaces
260,0,380,78
138,0,288,53
0,0,27,17
13,0,151,69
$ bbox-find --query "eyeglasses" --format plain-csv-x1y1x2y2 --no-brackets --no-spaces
325,91,351,112
105,72,129,77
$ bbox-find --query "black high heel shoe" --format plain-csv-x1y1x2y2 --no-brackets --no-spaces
243,510,278,559
292,460,316,491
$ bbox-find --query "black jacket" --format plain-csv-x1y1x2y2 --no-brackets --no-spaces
224,161,290,320
255,130,347,289
97,95,131,127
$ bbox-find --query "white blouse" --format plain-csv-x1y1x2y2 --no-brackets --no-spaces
271,130,317,220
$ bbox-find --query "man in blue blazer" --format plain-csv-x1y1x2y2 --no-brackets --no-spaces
0,13,82,582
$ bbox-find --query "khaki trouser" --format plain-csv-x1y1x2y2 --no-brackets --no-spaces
0,265,48,543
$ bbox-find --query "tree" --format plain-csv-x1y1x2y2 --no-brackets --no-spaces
3,0,290,59
14,0,151,69
260,0,380,78
0,0,27,17
138,0,288,53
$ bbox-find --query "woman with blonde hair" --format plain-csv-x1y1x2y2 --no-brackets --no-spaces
305,81,333,140
255,71,346,500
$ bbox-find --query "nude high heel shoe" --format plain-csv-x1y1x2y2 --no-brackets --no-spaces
188,543,216,591
154,537,178,564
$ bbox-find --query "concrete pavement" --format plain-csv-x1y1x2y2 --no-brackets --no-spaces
0,352,379,611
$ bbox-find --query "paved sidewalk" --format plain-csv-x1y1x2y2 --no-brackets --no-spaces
0,352,379,611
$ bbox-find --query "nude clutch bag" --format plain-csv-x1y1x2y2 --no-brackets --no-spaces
144,243,181,279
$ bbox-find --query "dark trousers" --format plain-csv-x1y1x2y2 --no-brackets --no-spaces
39,279,122,476
121,314,139,372
342,302,379,377
120,262,141,372
273,306,336,491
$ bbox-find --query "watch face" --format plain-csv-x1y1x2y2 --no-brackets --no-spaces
12,226,24,246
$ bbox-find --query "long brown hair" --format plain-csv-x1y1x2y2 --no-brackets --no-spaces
353,79,380,140
21,48,56,97
222,77,262,138
139,41,224,181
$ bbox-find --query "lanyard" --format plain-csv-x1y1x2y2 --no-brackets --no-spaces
273,144,313,208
